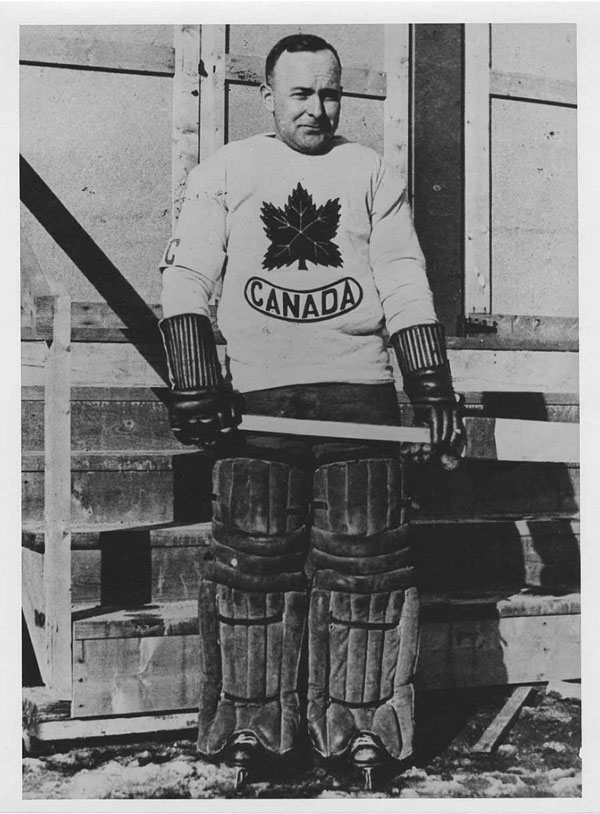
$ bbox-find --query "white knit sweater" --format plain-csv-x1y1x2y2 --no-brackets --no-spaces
160,134,437,393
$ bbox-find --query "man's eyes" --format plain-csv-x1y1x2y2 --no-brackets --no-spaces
290,92,339,101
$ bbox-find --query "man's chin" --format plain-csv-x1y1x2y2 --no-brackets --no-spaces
294,133,334,155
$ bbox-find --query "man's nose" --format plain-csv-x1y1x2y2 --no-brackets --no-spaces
307,94,325,118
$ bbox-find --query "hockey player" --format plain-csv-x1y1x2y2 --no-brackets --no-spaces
159,34,464,788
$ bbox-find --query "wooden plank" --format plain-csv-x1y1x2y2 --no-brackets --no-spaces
226,53,387,98
472,685,533,753
417,613,580,689
22,460,579,528
199,25,227,162
25,517,579,606
490,69,576,107
21,548,50,686
462,314,578,347
73,600,198,641
412,24,464,333
73,635,201,717
21,384,580,408
19,33,175,76
43,293,72,700
34,711,198,743
464,23,491,314
172,25,201,224
384,24,409,175
21,342,579,393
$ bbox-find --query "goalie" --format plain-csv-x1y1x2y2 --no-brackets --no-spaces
159,33,464,789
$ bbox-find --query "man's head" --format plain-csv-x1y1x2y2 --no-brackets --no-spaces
261,34,343,155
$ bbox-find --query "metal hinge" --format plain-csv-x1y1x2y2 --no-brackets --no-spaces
463,316,498,336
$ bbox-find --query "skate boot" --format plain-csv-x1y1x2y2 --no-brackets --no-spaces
226,731,261,789
349,732,387,790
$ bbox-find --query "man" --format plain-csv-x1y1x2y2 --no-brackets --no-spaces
159,33,463,788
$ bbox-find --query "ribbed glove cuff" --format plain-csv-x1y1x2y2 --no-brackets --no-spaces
159,313,222,391
391,322,448,377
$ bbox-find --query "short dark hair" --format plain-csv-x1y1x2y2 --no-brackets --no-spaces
265,34,341,83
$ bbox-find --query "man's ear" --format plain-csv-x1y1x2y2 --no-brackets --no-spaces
260,83,275,113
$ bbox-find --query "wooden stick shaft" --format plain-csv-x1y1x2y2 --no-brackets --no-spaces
240,414,430,444
239,414,579,463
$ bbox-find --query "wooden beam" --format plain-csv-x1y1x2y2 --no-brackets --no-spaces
31,710,198,745
19,32,174,76
463,314,579,346
226,52,387,98
490,70,576,107
383,24,409,175
20,341,580,394
464,24,492,314
412,24,465,333
472,685,533,753
172,25,201,224
199,25,227,162
43,293,72,699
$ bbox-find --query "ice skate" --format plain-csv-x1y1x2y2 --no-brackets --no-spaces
349,732,387,791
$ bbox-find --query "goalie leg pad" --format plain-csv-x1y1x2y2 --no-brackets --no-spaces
197,457,309,759
307,458,419,762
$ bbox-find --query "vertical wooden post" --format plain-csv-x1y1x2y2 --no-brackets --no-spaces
172,25,201,224
199,24,227,163
43,293,72,699
384,24,410,177
464,24,492,314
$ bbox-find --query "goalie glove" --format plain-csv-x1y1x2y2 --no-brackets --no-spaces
391,322,464,470
159,313,241,448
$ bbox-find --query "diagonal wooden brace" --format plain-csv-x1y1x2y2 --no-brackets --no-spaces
239,415,579,464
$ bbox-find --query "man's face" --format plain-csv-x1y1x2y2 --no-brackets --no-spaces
261,49,342,155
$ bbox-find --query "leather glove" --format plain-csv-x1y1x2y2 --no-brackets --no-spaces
391,323,465,470
168,388,242,447
159,312,242,449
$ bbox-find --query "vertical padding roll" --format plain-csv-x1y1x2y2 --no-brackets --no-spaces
363,591,394,702
307,588,331,756
327,591,350,701
197,579,221,750
280,590,308,752
265,593,284,699
344,594,370,704
394,586,420,687
246,592,267,702
217,585,236,696
233,589,249,698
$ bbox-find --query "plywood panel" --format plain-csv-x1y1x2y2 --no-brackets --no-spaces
228,24,385,73
491,99,577,317
227,83,384,153
72,635,200,717
491,24,576,84
20,66,171,304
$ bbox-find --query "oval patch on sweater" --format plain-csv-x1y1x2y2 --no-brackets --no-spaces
244,277,363,323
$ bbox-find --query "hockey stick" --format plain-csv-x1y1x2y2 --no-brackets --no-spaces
239,414,579,463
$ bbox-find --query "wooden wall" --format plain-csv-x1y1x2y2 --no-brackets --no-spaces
20,25,174,304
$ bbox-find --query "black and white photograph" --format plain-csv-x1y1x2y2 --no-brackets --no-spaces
7,2,598,804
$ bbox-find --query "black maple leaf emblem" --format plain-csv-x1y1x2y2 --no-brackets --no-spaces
261,183,343,271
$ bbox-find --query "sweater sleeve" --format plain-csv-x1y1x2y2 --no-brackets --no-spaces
159,155,227,319
368,156,438,335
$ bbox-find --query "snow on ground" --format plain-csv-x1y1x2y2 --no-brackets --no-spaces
23,686,581,799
